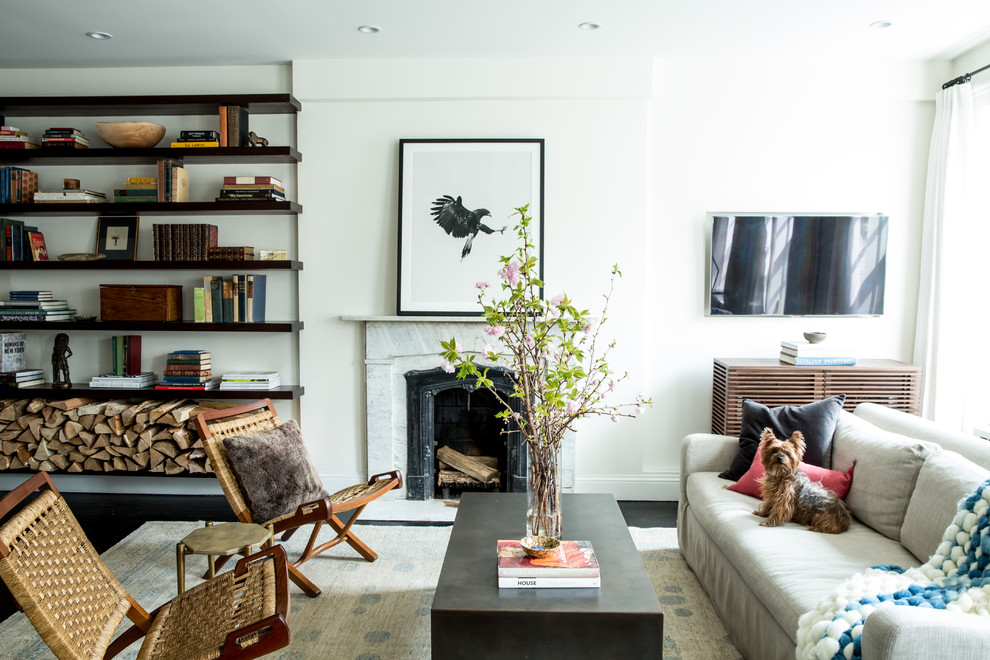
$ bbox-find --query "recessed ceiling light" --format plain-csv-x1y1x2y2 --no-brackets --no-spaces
578,22,601,31
358,25,381,34
870,20,893,29
86,31,113,40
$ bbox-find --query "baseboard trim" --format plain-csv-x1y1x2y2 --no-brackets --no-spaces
574,472,679,501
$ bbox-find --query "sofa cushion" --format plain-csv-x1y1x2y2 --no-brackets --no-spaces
831,412,938,542
900,450,990,563
719,395,846,480
727,449,854,499
685,472,919,642
222,419,329,523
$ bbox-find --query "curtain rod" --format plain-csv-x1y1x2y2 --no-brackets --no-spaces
943,62,990,89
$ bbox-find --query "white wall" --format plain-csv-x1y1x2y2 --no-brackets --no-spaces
0,55,955,498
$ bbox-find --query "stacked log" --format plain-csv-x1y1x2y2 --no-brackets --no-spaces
0,398,232,475
437,445,500,487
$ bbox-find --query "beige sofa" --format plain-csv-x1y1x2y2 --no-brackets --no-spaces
678,402,990,660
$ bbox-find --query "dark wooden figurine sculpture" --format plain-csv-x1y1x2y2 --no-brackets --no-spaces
51,332,72,388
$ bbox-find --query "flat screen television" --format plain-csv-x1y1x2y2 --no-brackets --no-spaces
708,213,888,316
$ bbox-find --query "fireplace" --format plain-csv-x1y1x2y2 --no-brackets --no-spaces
348,315,575,500
405,367,527,500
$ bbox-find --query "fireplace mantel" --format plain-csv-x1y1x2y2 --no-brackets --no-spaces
343,315,575,499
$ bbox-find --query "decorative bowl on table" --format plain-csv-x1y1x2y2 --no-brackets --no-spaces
803,331,827,344
95,121,166,148
519,535,561,558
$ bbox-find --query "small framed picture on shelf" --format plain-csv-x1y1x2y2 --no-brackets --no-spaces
96,216,139,260
397,138,545,315
26,231,49,261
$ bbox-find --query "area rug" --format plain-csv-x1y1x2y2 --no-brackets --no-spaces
0,523,739,659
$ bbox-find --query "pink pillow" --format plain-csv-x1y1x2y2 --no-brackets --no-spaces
727,450,854,500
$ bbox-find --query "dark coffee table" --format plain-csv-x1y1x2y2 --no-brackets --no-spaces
431,493,663,659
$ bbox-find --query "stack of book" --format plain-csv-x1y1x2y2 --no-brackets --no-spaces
156,159,189,202
0,368,44,388
216,176,284,202
0,292,75,321
496,539,601,589
201,274,266,323
41,128,89,149
780,340,856,366
34,188,106,204
157,350,214,390
89,372,157,389
2,220,40,261
219,371,280,390
110,335,142,375
1,166,39,204
151,223,218,260
0,125,39,150
170,130,220,148
113,176,157,203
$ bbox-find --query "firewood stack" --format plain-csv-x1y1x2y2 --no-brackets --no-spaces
437,445,500,488
0,398,233,475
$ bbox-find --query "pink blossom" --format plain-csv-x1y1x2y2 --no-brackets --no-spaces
484,325,506,338
550,294,565,307
610,413,619,423
475,280,491,289
565,400,579,415
497,260,522,286
440,359,456,374
635,406,645,416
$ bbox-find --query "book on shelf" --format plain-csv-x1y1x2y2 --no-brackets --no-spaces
247,274,266,322
0,332,26,373
223,176,282,186
207,246,254,260
166,350,210,360
497,576,601,589
779,353,857,366
219,371,280,390
152,223,218,261
180,130,220,141
496,539,600,578
0,300,68,309
1,167,38,204
0,309,75,321
110,335,142,376
155,380,217,391
221,183,285,193
258,250,287,261
221,371,280,382
193,287,206,322
0,368,43,383
27,231,48,261
225,105,249,147
4,377,45,388
9,291,54,300
0,219,24,260
156,159,184,202
89,372,157,388
780,340,854,354
170,141,220,148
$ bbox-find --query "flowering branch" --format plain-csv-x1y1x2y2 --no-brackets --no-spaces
439,205,653,451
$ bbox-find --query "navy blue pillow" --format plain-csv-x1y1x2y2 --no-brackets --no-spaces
718,394,846,481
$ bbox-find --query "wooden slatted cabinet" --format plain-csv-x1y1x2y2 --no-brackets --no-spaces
712,357,921,437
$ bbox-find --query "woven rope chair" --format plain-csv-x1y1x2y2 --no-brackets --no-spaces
194,399,402,598
0,472,290,660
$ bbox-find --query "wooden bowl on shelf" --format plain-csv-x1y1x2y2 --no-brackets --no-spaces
95,121,166,148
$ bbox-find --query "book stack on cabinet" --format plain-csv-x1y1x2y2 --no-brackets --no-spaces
779,340,856,366
42,128,88,149
496,539,601,589
0,291,74,320
217,176,284,202
157,350,214,390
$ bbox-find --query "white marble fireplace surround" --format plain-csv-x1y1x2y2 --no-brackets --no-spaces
343,316,575,500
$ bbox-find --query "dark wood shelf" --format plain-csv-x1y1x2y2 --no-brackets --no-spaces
0,260,302,271
0,201,301,216
0,320,303,332
0,146,301,165
0,93,301,116
0,384,304,400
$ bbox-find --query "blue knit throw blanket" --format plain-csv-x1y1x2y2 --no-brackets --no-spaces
796,478,990,660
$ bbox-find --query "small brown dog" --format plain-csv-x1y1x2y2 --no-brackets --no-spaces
754,428,851,534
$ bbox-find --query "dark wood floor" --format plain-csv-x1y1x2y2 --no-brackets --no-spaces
0,493,676,624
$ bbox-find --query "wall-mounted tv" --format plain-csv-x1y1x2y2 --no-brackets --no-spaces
708,213,888,316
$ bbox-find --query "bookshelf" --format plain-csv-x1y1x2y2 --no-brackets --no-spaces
0,93,303,402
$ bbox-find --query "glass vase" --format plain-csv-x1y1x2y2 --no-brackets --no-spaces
525,441,562,540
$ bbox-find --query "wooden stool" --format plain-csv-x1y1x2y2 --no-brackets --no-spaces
176,521,273,593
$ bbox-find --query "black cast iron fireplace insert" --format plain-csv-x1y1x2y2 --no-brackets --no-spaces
405,367,527,500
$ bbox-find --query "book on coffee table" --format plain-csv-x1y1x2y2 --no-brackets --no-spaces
496,539,600,587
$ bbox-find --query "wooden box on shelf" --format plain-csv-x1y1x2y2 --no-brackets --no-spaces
100,284,182,321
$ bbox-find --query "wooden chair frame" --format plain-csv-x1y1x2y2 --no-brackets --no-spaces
0,472,290,660
194,399,403,597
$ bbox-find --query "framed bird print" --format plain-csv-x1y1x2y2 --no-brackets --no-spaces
397,138,544,315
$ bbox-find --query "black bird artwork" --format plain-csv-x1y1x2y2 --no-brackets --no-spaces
430,195,507,260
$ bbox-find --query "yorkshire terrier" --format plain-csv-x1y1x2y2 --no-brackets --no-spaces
753,428,851,534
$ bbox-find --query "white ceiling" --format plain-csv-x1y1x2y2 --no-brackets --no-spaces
2,0,990,69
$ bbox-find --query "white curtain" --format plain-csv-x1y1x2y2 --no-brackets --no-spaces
914,80,990,431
